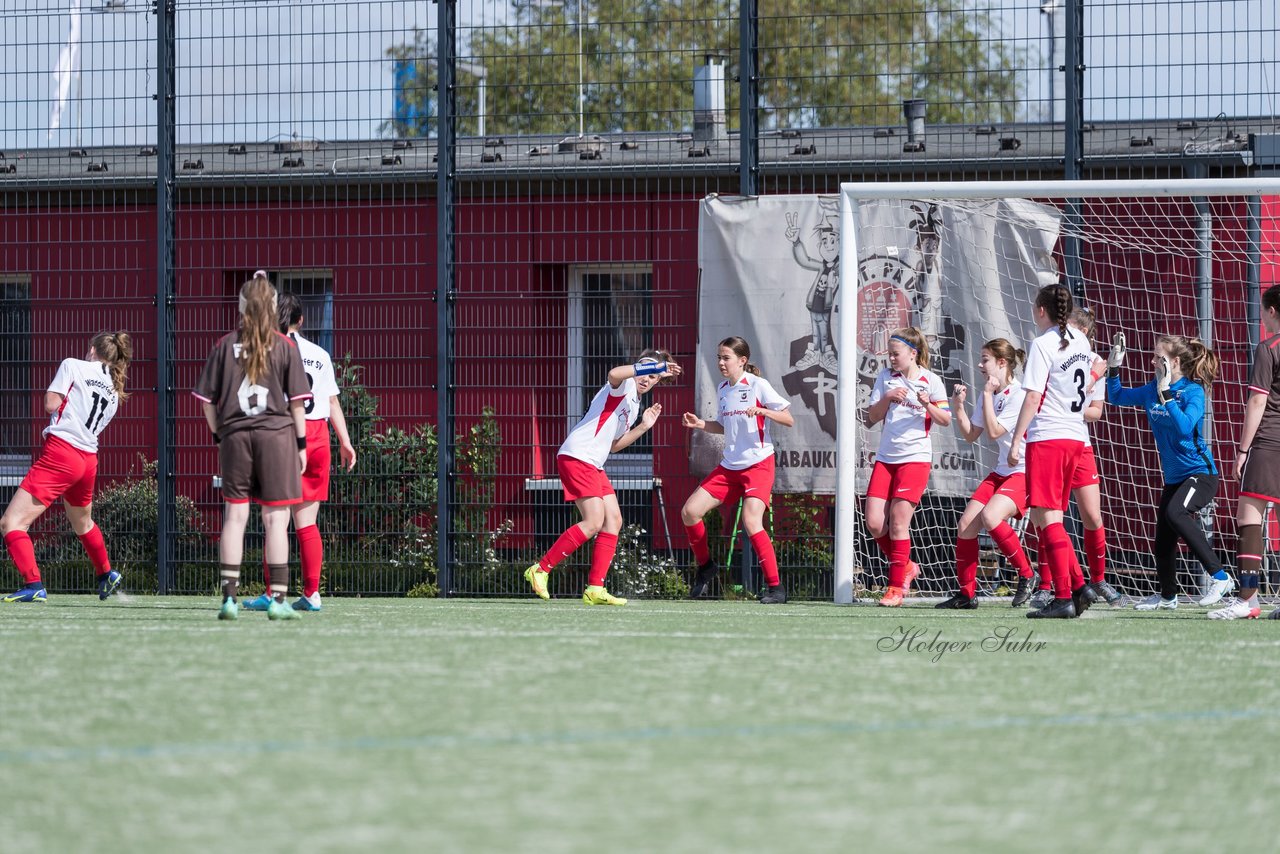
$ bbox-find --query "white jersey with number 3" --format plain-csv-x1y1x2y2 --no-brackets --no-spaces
716,373,790,470
44,358,119,453
1022,326,1093,443
558,378,640,469
290,332,340,421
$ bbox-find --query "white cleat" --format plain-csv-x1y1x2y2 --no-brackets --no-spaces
1133,594,1178,611
1196,575,1236,607
1207,597,1261,620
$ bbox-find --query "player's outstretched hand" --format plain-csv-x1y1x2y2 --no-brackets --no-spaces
641,403,662,429
951,384,967,407
682,412,705,430
340,442,357,471
662,363,683,380
1107,331,1127,369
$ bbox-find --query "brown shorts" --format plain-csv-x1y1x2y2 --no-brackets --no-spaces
220,425,303,505
1241,444,1280,504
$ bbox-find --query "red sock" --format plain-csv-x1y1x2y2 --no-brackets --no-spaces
956,536,979,598
588,531,618,587
990,522,1033,579
541,524,588,572
1041,523,1082,598
874,534,893,556
296,524,323,597
749,530,780,586
5,530,40,584
1028,526,1051,589
1084,527,1106,583
685,521,710,565
78,524,112,576
888,538,911,589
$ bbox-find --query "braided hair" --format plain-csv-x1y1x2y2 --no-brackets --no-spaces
1035,284,1075,351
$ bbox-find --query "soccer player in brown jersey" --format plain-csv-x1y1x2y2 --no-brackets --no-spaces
1211,284,1280,619
194,272,311,621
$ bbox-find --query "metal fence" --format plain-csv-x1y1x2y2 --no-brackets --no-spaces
1,0,1277,597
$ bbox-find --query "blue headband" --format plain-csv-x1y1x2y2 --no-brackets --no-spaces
890,335,919,352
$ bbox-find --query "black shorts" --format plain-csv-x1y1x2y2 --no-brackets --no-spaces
220,425,303,505
1241,444,1280,503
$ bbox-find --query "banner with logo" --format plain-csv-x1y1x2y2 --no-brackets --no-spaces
695,193,1061,495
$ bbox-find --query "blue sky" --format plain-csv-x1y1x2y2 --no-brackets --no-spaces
1,0,1275,150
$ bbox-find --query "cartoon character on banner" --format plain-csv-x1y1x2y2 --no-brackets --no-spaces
784,205,841,375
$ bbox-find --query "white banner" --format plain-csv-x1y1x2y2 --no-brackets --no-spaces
696,193,1061,496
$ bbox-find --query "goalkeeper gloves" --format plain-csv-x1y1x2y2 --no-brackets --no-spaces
1107,332,1126,369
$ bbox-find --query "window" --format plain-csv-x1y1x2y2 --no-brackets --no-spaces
237,269,334,354
567,267,653,459
0,277,31,466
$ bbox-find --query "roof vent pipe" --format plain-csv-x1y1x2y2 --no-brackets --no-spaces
693,55,727,146
903,99,927,152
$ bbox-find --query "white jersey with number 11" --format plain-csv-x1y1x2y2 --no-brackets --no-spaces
44,358,119,453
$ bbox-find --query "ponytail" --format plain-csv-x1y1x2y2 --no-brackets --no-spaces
1161,335,1220,388
90,331,132,400
983,338,1024,376
239,273,278,385
1035,284,1075,350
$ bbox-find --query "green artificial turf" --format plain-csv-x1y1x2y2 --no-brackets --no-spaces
2,595,1277,853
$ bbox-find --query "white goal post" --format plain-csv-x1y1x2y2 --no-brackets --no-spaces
834,178,1280,604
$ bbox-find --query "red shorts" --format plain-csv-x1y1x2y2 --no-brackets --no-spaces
970,471,1028,517
301,419,332,502
866,460,931,505
698,457,775,508
20,435,97,508
557,455,614,502
1071,445,1099,491
1026,439,1084,512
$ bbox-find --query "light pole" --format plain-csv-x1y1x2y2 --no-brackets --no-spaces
1041,0,1060,123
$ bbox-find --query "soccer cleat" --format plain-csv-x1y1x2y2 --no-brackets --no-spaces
901,561,921,596
217,597,238,621
523,565,550,601
3,584,47,603
688,559,719,599
241,593,272,612
1090,580,1124,607
291,592,322,612
582,585,627,606
1028,597,1076,619
758,584,787,605
1026,588,1054,610
935,591,978,610
1196,575,1236,607
1072,584,1097,616
1011,573,1038,608
96,570,122,600
1267,608,1280,620
267,598,301,621
879,586,905,607
1207,597,1261,620
1133,594,1178,611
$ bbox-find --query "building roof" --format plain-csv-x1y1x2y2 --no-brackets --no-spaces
1,118,1274,190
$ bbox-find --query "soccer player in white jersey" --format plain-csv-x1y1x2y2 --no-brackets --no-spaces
242,292,356,613
1025,308,1117,608
942,338,1036,609
682,336,794,603
864,326,951,607
524,349,680,605
2,332,132,603
1007,284,1097,619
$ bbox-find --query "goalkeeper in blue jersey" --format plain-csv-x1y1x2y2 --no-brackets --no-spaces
1105,332,1234,610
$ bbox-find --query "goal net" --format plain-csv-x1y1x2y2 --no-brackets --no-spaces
833,179,1280,605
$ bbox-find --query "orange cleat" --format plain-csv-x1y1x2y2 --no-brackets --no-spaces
879,586,905,607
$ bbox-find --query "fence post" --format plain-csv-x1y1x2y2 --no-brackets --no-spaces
739,0,758,197
1062,0,1085,298
436,0,457,597
155,0,177,594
